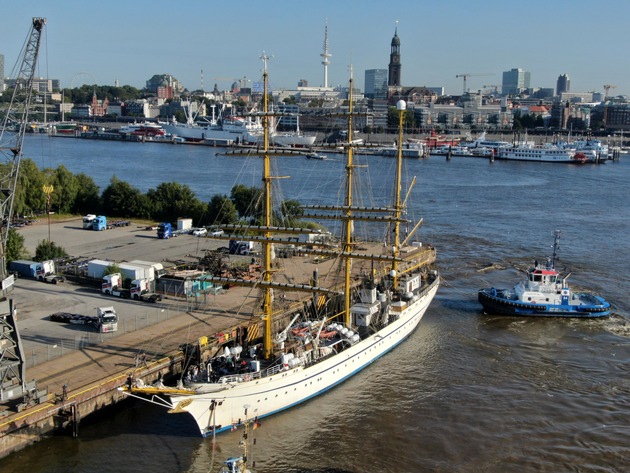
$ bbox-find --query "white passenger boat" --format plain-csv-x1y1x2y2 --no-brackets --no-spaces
128,57,440,437
497,143,593,163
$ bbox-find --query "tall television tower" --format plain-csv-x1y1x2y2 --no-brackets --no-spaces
320,19,331,88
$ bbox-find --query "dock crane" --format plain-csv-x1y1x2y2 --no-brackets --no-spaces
602,85,617,127
603,84,617,101
0,17,47,404
456,73,494,94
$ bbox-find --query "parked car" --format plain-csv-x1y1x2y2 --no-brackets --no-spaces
192,228,207,236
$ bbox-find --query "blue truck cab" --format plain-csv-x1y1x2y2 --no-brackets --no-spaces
157,222,173,239
92,215,107,231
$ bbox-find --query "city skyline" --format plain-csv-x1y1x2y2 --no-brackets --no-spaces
1,0,629,97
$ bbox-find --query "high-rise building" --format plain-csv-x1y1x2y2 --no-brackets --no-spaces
556,74,570,95
502,68,531,95
388,28,401,87
365,69,388,99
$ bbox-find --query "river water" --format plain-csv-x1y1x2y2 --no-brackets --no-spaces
2,135,629,472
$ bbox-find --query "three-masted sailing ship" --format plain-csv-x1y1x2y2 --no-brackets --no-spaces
131,55,440,437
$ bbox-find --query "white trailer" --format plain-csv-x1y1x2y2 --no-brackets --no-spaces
177,218,193,231
119,262,153,283
87,259,116,279
127,260,164,280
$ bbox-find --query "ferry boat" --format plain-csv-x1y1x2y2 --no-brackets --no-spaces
478,231,611,317
119,122,165,137
560,138,609,161
380,141,426,158
51,122,79,134
127,57,440,437
497,144,592,163
461,131,511,151
430,145,474,157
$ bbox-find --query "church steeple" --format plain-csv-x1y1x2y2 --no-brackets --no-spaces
388,25,401,87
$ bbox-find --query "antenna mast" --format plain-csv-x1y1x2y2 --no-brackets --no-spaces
320,19,331,88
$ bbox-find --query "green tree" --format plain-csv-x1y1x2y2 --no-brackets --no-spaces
230,184,262,220
512,111,523,131
73,173,101,215
13,158,47,216
35,240,68,261
101,176,147,218
387,107,417,131
49,165,79,214
279,199,303,226
104,263,121,276
146,182,206,224
207,194,239,225
5,228,29,263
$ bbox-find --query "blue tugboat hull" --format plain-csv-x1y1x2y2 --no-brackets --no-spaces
478,289,611,318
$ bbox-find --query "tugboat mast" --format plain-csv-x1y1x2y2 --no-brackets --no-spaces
551,229,561,269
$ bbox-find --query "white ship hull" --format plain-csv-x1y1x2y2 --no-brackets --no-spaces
497,146,592,163
272,133,317,147
169,278,439,436
161,123,248,143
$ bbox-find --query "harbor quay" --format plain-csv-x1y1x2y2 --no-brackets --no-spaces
0,217,336,459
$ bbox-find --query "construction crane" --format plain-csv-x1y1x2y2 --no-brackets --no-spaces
456,73,494,94
603,84,617,101
0,17,46,403
482,84,502,94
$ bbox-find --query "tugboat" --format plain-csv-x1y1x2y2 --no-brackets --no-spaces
478,231,611,317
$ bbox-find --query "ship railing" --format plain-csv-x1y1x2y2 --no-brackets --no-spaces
218,371,261,384
264,363,286,377
217,363,285,384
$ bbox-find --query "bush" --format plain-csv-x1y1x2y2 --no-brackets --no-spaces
35,240,68,261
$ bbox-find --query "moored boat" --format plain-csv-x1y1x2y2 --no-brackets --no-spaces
161,115,261,144
497,143,594,163
430,145,474,157
127,57,440,437
380,141,426,158
478,231,611,317
119,122,165,137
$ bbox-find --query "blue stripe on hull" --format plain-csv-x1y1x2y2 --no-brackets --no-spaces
478,291,611,318
202,315,421,436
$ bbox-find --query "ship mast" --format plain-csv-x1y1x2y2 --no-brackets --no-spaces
261,53,274,360
392,100,406,290
343,69,355,326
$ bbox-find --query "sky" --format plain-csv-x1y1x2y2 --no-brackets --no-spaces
2,0,630,97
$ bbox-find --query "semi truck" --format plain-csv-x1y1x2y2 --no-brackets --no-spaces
9,259,65,284
49,306,118,333
92,215,107,231
83,214,96,229
157,222,172,239
102,273,162,302
102,273,132,298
